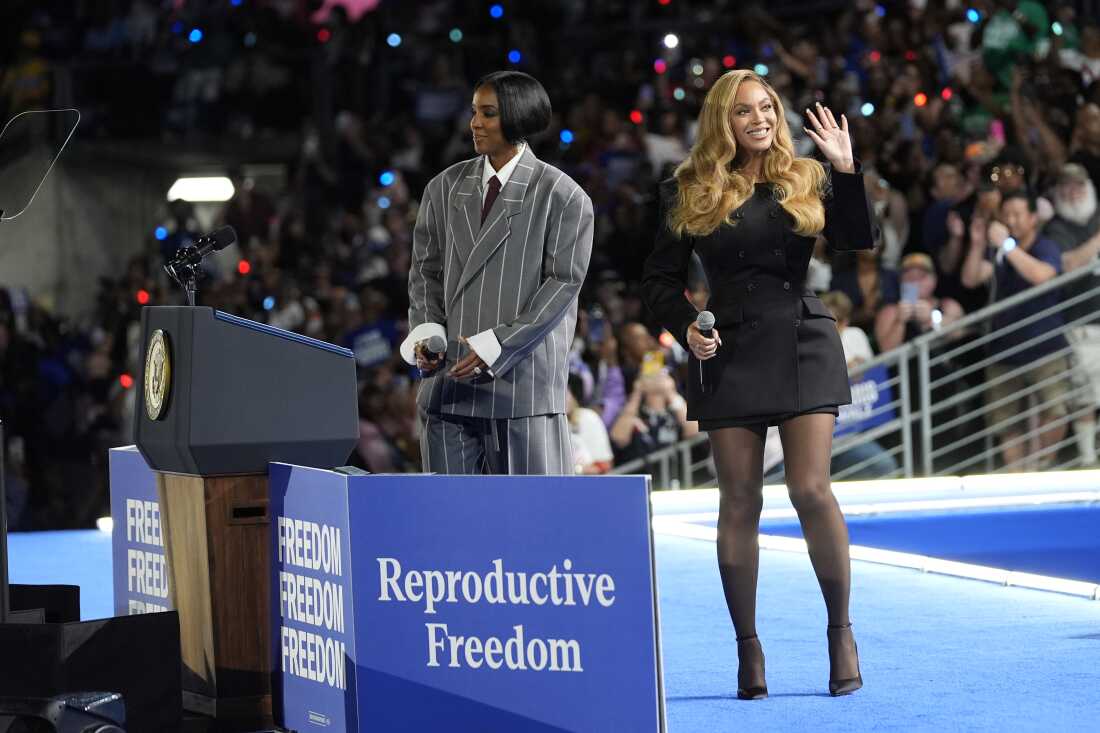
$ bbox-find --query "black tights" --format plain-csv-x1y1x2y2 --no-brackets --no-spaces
711,413,852,640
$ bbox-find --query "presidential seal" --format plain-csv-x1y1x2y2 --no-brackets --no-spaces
144,329,171,420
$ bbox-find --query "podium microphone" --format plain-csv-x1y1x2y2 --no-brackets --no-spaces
164,226,237,281
696,310,715,394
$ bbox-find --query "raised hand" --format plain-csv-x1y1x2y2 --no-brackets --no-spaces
804,102,854,173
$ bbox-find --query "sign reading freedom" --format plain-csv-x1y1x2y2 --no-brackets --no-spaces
270,466,665,732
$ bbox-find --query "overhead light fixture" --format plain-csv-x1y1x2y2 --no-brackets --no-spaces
167,176,235,202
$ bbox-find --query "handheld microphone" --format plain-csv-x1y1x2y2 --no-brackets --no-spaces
695,311,716,394
424,335,447,356
697,310,715,338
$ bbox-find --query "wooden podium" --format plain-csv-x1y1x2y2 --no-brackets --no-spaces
135,306,358,731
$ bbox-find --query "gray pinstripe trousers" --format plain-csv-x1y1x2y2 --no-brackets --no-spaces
420,411,574,475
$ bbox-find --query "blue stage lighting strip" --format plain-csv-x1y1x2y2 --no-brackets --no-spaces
214,310,354,357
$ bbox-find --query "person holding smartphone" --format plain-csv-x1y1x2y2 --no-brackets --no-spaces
875,253,964,352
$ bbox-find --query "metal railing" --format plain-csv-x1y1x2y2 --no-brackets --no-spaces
614,262,1100,488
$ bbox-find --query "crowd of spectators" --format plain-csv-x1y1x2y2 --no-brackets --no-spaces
5,0,1100,529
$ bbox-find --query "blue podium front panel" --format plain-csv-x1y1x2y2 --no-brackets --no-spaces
269,467,664,733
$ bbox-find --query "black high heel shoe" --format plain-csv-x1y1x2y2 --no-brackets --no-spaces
827,623,863,696
736,635,768,700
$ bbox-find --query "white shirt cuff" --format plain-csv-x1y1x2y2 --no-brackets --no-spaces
400,322,447,365
466,328,502,369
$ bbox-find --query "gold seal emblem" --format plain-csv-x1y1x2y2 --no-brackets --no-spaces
144,329,171,420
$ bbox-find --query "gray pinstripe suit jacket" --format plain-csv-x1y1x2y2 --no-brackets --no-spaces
408,145,594,418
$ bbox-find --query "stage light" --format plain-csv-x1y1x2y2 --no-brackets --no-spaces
119,374,134,389
244,32,257,47
941,87,953,100
966,8,980,23
753,63,769,76
189,28,204,43
379,170,395,186
869,50,881,63
317,28,331,42
673,87,686,101
508,49,522,63
914,92,928,107
378,196,391,209
1052,22,1064,36
722,55,736,68
96,516,114,533
659,331,674,347
136,289,150,305
691,62,704,76
263,296,276,311
663,33,679,49
231,0,243,6
154,226,168,240
875,4,885,17
629,110,644,125
237,260,251,275
861,101,875,116
167,177,235,202
449,28,463,42
654,59,667,74
387,33,401,47
560,129,574,144
658,0,672,6
490,4,504,19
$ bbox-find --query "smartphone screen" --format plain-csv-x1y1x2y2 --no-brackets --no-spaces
901,282,919,304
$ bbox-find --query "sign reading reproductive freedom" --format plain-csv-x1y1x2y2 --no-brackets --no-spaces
269,466,665,732
109,446,172,616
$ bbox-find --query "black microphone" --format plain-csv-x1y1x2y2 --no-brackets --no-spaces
165,226,237,280
696,310,716,394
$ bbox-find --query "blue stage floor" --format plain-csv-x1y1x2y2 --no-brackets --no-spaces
8,529,1100,731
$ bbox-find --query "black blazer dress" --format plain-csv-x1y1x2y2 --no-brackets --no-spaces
642,166,875,425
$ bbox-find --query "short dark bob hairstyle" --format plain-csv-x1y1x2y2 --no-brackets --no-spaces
474,71,552,145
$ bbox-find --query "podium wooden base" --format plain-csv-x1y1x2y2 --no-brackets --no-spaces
157,472,274,731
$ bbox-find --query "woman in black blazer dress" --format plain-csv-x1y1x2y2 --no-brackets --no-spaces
643,70,874,699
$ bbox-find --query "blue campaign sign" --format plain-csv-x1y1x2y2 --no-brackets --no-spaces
269,464,356,732
269,467,664,733
108,446,172,616
836,363,896,438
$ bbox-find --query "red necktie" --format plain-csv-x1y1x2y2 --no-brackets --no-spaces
481,175,502,225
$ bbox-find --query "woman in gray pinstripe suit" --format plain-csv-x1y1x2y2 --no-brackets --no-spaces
400,71,594,476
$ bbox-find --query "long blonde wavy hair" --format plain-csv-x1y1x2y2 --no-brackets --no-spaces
669,70,826,238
